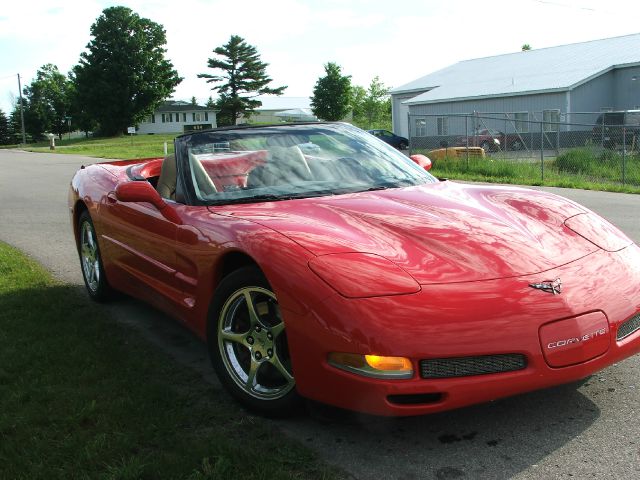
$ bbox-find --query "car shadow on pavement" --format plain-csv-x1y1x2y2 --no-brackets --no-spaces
81,292,602,480
281,381,600,480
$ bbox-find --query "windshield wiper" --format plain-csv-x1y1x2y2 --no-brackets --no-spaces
207,191,335,206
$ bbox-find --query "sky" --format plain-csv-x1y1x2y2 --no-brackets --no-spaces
1,0,640,114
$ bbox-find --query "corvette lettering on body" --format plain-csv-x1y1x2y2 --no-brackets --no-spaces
547,328,608,349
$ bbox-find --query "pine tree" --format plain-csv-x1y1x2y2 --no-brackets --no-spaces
0,109,10,145
198,35,286,126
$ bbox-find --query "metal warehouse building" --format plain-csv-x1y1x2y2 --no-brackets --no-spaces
391,33,640,141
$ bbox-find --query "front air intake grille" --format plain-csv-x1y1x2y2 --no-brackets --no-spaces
420,354,527,379
617,314,640,341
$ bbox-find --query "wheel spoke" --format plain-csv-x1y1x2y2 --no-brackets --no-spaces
220,329,247,346
268,353,294,384
245,358,260,390
243,290,262,328
89,263,97,284
87,229,95,249
93,260,100,282
270,321,285,338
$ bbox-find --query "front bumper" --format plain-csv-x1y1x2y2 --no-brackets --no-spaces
285,244,640,416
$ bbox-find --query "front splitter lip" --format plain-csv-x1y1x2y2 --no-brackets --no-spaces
286,244,640,416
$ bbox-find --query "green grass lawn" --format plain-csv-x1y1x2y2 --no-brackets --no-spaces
19,134,178,159
0,242,340,479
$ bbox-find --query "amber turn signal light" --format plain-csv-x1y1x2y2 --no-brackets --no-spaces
365,355,413,372
328,352,413,379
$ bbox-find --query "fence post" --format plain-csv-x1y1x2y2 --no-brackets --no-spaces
540,120,544,182
407,113,411,155
465,115,469,169
622,127,626,185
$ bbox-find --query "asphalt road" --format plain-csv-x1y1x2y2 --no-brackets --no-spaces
1,149,638,480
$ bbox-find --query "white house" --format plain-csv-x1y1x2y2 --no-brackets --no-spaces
137,100,217,134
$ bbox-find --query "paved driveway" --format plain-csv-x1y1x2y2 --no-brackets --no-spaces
1,149,638,480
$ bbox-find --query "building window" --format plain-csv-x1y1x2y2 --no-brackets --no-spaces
150,114,155,123
204,112,209,121
161,113,166,123
414,118,427,137
183,113,187,122
514,112,528,133
174,112,179,123
194,112,202,122
437,117,448,136
543,110,559,132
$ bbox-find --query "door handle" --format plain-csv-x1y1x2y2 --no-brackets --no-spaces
106,192,118,204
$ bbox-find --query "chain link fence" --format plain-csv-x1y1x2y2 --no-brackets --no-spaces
408,112,640,187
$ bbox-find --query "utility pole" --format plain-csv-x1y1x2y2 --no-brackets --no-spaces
17,73,26,144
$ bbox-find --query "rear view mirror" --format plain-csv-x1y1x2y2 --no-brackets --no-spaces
410,154,432,171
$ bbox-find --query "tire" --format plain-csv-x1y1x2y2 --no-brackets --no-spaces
398,141,408,150
480,141,491,152
207,266,301,416
511,140,524,151
77,210,113,302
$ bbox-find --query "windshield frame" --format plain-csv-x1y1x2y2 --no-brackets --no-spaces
174,122,437,207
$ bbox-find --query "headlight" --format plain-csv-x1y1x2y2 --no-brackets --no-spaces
328,352,414,379
308,252,420,298
565,213,632,252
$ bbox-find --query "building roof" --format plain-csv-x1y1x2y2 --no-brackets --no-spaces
156,101,211,112
253,96,312,111
392,33,640,105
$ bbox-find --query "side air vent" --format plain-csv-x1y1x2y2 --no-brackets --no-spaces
420,353,527,379
617,313,640,341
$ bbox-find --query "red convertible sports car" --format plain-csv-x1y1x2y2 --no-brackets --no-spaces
69,122,640,416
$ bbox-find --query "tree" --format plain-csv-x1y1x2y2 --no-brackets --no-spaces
8,104,25,143
198,35,286,126
205,96,216,108
310,62,352,121
522,44,532,51
352,76,391,129
351,85,366,120
72,6,182,136
23,64,72,140
190,96,198,106
67,71,97,137
0,109,10,145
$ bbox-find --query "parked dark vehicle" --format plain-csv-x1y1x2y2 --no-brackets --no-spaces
368,129,408,150
592,111,640,149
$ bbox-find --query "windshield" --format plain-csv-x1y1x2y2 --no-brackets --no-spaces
178,123,437,205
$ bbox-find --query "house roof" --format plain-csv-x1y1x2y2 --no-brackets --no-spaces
392,33,640,105
253,96,312,111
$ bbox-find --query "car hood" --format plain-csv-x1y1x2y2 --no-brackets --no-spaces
211,182,599,284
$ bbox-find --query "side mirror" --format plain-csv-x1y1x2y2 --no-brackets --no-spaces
114,181,182,224
115,181,164,208
410,154,432,171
